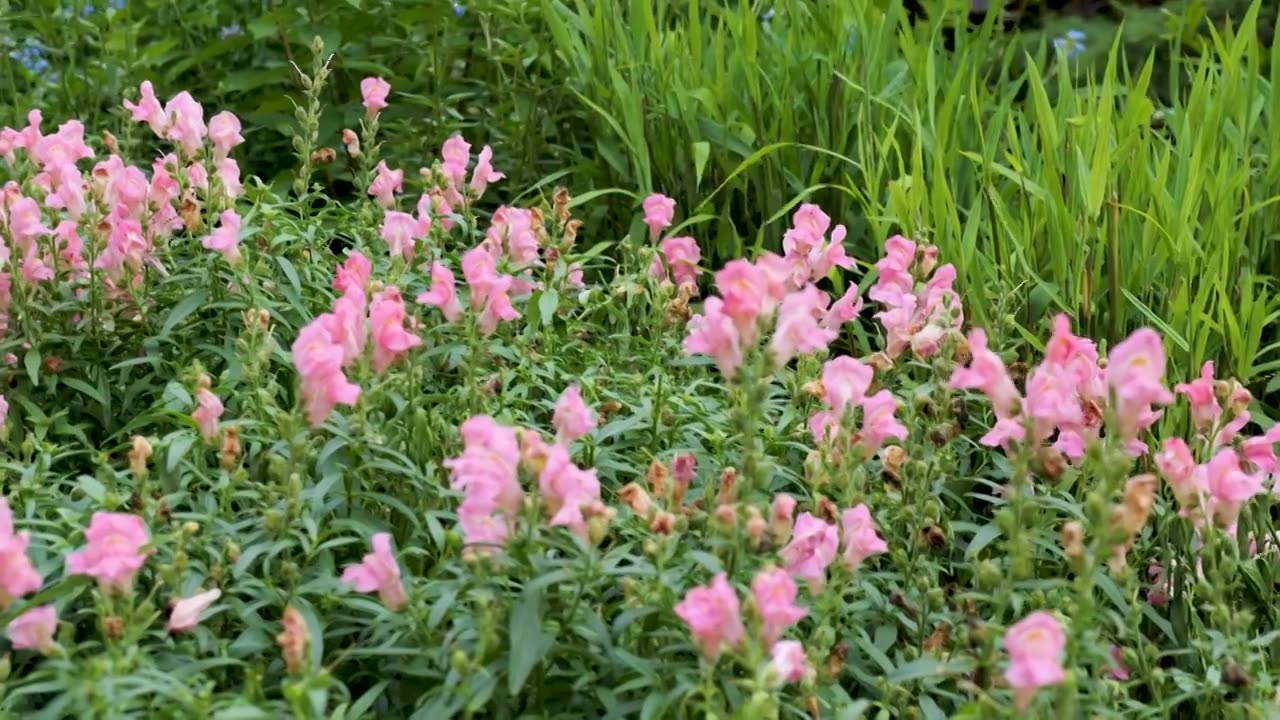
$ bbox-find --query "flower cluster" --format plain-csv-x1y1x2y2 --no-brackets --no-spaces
868,235,961,358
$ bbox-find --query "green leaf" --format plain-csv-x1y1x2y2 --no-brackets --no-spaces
693,141,710,187
508,584,550,695
538,290,560,327
23,349,40,387
161,290,209,336
964,522,1002,559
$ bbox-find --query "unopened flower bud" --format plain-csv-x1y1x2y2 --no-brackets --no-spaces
276,606,309,675
745,506,767,547
882,445,907,482
649,511,675,535
102,130,119,155
716,467,737,505
129,435,153,478
618,483,654,518
1061,521,1085,563
771,493,796,545
713,503,737,528
341,129,361,159
182,521,200,536
220,426,241,470
103,616,125,639
646,460,669,500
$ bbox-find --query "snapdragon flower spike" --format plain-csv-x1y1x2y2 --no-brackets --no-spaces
538,444,603,540
368,161,404,208
416,261,463,322
868,234,962,359
65,512,151,595
341,532,407,611
768,640,815,686
1002,611,1067,711
380,210,421,262
201,209,242,264
1175,361,1222,433
779,512,838,589
674,572,744,660
444,416,524,553
193,387,223,442
780,204,854,287
0,496,42,609
292,319,362,427
553,384,596,443
369,287,422,374
461,246,520,335
840,503,887,571
750,567,807,649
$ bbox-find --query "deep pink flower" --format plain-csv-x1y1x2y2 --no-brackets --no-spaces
440,135,471,193
1104,644,1130,682
65,512,151,594
684,297,744,379
1106,329,1174,439
368,161,404,208
714,260,770,338
168,589,222,632
207,111,244,159
1174,361,1221,433
341,532,407,611
416,261,463,322
5,605,56,654
361,77,391,117
201,209,242,264
768,640,814,685
779,512,838,588
840,504,887,571
1003,611,1067,711
674,573,744,659
369,287,422,374
193,388,223,442
750,567,807,648
0,497,42,609
553,385,596,443
642,193,676,240
469,145,504,198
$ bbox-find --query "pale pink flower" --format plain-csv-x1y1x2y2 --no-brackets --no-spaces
770,285,837,368
486,207,540,265
538,445,602,539
650,236,701,288
642,193,676,240
187,162,209,190
416,261,463,322
163,91,207,156
822,356,874,414
193,388,223,442
5,605,56,654
445,416,524,551
65,512,151,594
840,504,887,571
750,567,807,648
684,297,744,379
207,111,244,159
123,81,168,136
440,135,472,193
341,532,407,611
1155,438,1200,510
950,329,1021,421
822,284,863,329
858,390,908,457
674,573,744,659
333,251,372,298
1105,645,1130,682
1204,448,1264,530
768,640,814,685
369,287,422,374
1106,329,1174,441
1174,361,1221,433
216,158,243,198
168,589,222,632
201,209,242,264
868,235,916,306
553,385,596,443
714,260,770,338
779,513,838,588
1003,611,1067,711
368,161,404,208
380,211,420,262
770,493,796,542
292,320,362,426
0,497,42,608
1244,424,1280,479
469,145,504,198
361,77,391,117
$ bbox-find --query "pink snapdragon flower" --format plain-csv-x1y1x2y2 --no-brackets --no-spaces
714,260,771,339
445,416,524,552
292,320,362,426
770,285,837,369
768,640,814,685
163,91,207,156
0,497,42,609
538,445,603,539
416,261,463,322
674,573,744,659
949,329,1020,422
461,247,521,335
469,145,504,199
857,390,909,457
6,605,57,655
380,211,421,262
553,385,596,443
684,297,744,379
1106,329,1174,446
642,193,676,240
361,77,391,117
822,285,863,329
440,135,471,195
750,567,807,648
65,512,151,594
369,287,422,374
168,589,222,632
1155,438,1200,511
341,532,407,611
840,504,887,571
1105,645,1131,682
216,158,243,198
779,512,838,589
333,251,372,298
1202,448,1264,530
207,111,244,159
202,209,242,264
485,207,541,266
1003,611,1067,711
368,161,404,208
123,81,167,135
650,236,701,288
193,388,223,442
1174,361,1222,433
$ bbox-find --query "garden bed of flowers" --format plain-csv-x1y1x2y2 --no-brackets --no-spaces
1,54,1278,719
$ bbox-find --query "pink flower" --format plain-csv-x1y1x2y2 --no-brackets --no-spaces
361,77,391,117
445,416,524,552
341,532,407,611
216,158,243,198
770,285,837,368
65,512,151,594
674,573,744,659
416,261,463,322
1174,361,1221,433
163,91,207,156
292,320,362,426
642,193,676,240
650,236,702,288
207,111,244,159
841,504,887,571
684,297,744,379
750,567,807,648
469,145,504,198
462,247,521,335
538,445,602,539
0,497,42,609
822,356,874,414
714,260,770,338
1204,448,1264,530
201,209,242,264
868,235,916,306
672,454,697,485
949,329,1020,420
193,388,223,442
368,161,404,208
333,251,372,298
5,605,57,654
168,589,222,633
1003,611,1067,711
768,640,814,685
123,81,167,136
1155,438,1200,510
1105,644,1130,682
380,211,420,262
858,390,908,457
822,285,863,329
369,287,422,374
779,512,838,588
440,135,472,193
1106,329,1173,440
486,207,541,265
553,385,596,443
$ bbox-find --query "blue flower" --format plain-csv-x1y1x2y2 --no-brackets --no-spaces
112,0,124,9
1053,29,1086,60
453,2,464,15
220,23,242,39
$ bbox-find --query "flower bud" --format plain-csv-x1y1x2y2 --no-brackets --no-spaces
713,503,737,528
618,483,654,518
745,506,767,547
646,460,669,500
129,435,153,478
716,467,737,505
276,606,309,675
770,493,796,545
649,511,675,535
342,129,361,159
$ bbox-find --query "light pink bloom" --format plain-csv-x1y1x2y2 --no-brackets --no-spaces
950,329,1020,419
380,211,420,262
650,236,702,288
207,111,244,159
168,589,222,632
822,356,873,414
822,285,863,329
841,504,887,571
779,513,838,588
361,77,391,117
163,91,207,156
123,81,167,136
333,251,372,298
1174,361,1221,433
445,416,524,552
642,193,676,240
858,390,908,457
770,285,837,368
5,605,56,654
553,385,596,443
416,261,463,322
65,512,151,594
369,287,422,374
440,135,472,193
292,320,362,426
1003,611,1067,711
469,145,504,198
750,567,807,648
368,161,404,208
868,235,916,306
216,158,243,198
714,260,770,338
672,454,697,485
486,207,540,265
193,388,223,442
538,445,602,539
1204,448,1264,530
1106,329,1173,440
673,573,744,659
341,532,407,611
187,162,209,189
201,209,242,264
684,297,744,379
1155,438,1200,510
768,640,814,685
0,497,42,608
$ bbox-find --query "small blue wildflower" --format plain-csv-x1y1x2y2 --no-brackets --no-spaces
220,23,242,39
112,0,124,9
1053,29,1086,60
761,8,774,22
82,4,95,15
453,2,464,16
